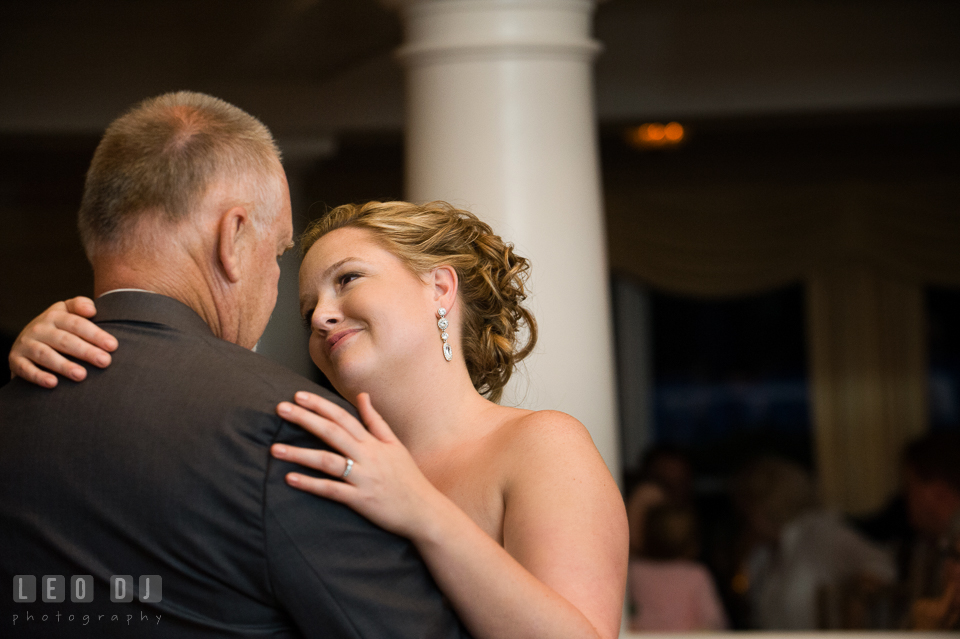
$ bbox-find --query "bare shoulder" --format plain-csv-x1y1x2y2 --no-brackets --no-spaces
513,408,593,438
492,408,629,639
483,408,621,514
495,408,607,474
489,404,626,521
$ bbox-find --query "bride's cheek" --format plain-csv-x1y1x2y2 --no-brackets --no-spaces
308,338,330,374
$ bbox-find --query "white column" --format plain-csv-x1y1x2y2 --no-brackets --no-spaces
391,0,620,477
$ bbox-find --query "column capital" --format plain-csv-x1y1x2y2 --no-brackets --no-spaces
384,0,601,66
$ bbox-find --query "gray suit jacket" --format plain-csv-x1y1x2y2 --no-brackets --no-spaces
0,291,468,638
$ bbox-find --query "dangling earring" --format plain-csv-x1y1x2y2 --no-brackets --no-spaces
438,308,452,361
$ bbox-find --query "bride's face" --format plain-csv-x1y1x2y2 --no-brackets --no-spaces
299,226,439,397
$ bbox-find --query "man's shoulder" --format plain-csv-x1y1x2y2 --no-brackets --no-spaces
88,290,348,412
213,338,318,393
160,329,352,415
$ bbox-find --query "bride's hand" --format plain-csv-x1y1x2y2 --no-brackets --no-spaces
9,297,118,388
272,391,443,539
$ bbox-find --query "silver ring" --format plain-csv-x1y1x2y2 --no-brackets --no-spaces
341,458,354,479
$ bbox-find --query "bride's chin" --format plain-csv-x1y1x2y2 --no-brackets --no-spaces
326,364,371,400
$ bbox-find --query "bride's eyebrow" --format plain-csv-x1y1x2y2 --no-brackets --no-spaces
323,257,364,279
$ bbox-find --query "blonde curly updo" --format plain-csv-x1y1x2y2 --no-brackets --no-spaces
300,201,537,403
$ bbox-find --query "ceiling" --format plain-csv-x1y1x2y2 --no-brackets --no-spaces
1,0,957,139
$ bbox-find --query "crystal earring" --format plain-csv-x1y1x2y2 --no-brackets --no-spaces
438,308,452,361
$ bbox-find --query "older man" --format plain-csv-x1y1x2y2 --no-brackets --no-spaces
0,92,467,638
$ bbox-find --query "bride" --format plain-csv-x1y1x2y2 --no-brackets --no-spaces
10,200,629,639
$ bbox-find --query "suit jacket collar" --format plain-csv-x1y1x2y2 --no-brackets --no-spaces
94,291,216,339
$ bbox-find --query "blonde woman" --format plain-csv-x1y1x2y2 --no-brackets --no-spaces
11,201,629,639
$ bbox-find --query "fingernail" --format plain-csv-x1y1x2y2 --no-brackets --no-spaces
287,474,300,485
295,391,308,401
107,338,118,350
277,403,291,415
71,369,84,381
97,355,110,367
273,445,287,457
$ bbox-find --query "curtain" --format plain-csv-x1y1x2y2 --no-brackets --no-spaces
606,179,960,514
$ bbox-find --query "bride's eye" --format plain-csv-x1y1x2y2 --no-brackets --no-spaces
338,272,360,287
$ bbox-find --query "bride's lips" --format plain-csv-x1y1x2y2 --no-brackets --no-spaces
326,328,361,353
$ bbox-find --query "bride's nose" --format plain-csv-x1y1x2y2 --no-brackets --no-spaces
311,300,343,330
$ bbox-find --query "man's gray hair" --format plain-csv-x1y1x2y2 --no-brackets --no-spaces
78,91,282,258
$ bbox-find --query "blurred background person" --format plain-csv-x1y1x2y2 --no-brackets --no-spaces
911,536,960,630
627,502,728,631
736,456,896,630
625,445,694,557
902,433,960,630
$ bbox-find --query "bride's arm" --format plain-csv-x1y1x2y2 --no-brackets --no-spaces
8,297,117,387
414,410,628,639
272,392,628,639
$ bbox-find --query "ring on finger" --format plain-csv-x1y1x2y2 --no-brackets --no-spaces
341,457,354,479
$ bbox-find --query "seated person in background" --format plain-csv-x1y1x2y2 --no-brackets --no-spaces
628,503,728,632
911,535,960,630
625,445,693,556
903,433,960,630
736,456,896,630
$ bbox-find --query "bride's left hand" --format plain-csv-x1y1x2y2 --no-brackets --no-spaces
272,391,443,539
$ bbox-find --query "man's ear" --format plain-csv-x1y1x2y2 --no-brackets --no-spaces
217,206,250,284
431,265,458,311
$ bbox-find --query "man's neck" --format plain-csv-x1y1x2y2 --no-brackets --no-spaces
93,256,234,344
